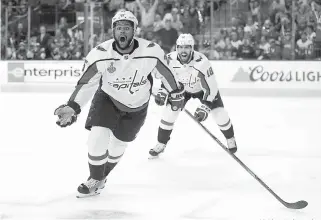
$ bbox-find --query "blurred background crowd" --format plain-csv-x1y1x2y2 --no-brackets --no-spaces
1,0,321,60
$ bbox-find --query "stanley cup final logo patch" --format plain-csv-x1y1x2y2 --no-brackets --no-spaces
107,62,116,73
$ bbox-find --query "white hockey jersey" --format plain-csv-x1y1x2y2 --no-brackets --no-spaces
165,51,218,102
68,38,180,112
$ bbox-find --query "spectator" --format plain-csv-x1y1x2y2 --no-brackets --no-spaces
261,19,278,40
170,8,183,33
274,11,291,35
230,47,239,60
254,46,265,60
201,40,220,60
244,16,257,36
214,33,226,51
153,13,163,32
260,0,272,22
271,0,286,13
14,22,26,48
16,42,27,60
180,2,200,36
155,13,178,53
36,25,51,58
238,38,255,59
296,31,313,59
296,3,310,27
58,16,69,30
249,0,260,23
230,31,243,50
306,25,316,41
145,30,155,41
237,25,245,40
259,35,271,55
268,39,282,59
225,37,233,51
136,0,159,30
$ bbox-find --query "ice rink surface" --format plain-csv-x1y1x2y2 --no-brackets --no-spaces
0,92,320,220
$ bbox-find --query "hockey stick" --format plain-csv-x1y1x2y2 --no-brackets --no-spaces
183,108,308,210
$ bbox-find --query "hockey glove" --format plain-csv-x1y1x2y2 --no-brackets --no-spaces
168,84,185,111
155,88,168,106
194,104,211,122
54,101,80,128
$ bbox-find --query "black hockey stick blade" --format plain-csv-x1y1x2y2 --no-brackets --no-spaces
183,108,308,209
283,200,308,209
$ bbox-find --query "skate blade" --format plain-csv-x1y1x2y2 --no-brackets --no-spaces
148,154,160,159
228,147,237,154
148,149,165,159
76,185,105,198
76,191,101,198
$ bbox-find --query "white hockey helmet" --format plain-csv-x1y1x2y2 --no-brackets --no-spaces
111,10,138,31
176,33,195,49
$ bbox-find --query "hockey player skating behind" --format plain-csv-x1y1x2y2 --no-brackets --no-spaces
54,10,185,198
149,34,237,159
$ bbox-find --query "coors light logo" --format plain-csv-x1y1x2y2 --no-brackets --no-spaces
232,65,321,82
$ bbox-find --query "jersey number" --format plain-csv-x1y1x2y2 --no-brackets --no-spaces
207,67,214,77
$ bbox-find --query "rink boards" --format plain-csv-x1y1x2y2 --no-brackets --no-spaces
0,60,321,96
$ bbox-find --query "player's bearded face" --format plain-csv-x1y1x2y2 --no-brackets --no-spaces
177,45,193,63
113,21,135,49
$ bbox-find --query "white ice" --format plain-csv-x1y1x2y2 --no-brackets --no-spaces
0,91,320,220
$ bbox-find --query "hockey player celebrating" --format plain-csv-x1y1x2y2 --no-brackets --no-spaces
54,10,185,198
149,33,237,159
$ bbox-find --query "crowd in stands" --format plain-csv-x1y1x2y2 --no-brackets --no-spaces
1,0,321,60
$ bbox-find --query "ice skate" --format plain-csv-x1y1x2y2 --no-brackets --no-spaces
227,137,237,154
149,142,166,159
76,177,107,198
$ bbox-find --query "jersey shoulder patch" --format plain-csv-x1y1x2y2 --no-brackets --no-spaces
195,55,203,62
147,42,156,48
96,45,107,52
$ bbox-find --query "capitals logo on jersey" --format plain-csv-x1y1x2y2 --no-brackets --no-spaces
107,70,148,94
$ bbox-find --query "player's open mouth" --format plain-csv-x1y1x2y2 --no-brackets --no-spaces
181,53,188,57
120,36,126,42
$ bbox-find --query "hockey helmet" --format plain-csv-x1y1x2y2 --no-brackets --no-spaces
111,10,138,31
176,33,195,48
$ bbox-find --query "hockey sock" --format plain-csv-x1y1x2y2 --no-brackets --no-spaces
104,161,118,177
157,127,173,144
211,107,234,139
89,163,105,181
220,124,234,139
